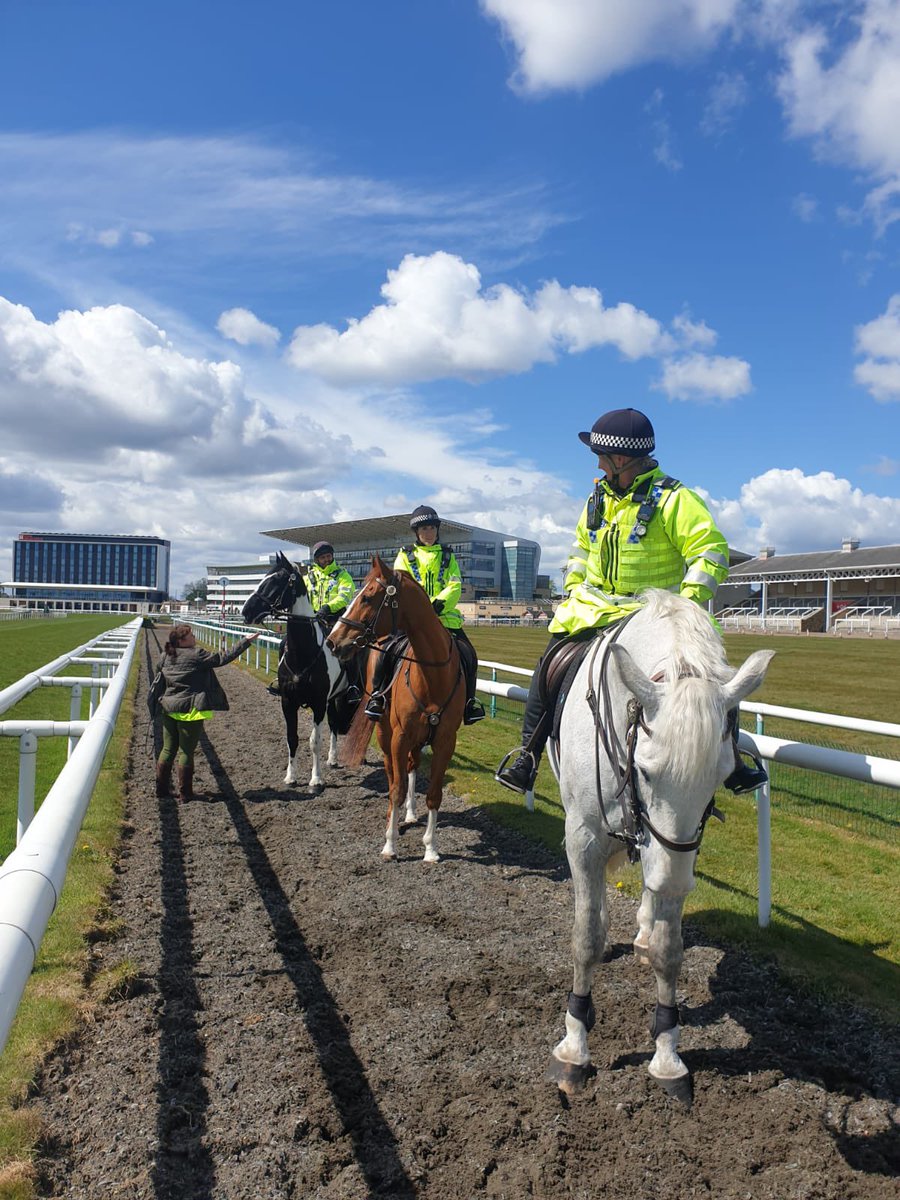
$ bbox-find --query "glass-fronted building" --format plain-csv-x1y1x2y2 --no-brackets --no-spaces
261,514,542,602
7,532,170,612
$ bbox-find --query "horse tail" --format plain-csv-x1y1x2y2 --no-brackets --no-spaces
342,702,375,768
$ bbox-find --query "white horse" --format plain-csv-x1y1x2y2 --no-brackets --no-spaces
241,553,360,790
547,588,773,1107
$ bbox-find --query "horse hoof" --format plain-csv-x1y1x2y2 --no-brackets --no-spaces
655,1072,693,1109
423,852,440,864
381,850,397,861
544,1057,592,1095
633,941,651,967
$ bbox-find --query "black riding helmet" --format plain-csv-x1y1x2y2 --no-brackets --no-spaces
311,540,334,562
409,504,441,543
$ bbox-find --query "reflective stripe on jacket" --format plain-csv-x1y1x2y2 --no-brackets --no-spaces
393,543,463,629
550,467,729,635
309,561,355,612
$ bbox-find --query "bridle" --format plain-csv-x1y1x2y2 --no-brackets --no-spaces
332,570,454,668
586,619,726,863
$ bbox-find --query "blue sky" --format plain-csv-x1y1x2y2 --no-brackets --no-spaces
2,0,900,595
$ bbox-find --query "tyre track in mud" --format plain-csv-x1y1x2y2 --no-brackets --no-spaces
30,630,899,1199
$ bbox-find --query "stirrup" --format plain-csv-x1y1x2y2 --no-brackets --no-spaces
364,694,386,721
495,747,537,795
266,683,281,697
463,699,486,725
345,684,363,705
724,753,768,794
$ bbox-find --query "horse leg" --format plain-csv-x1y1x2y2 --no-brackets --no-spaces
307,718,324,789
633,889,653,966
401,748,419,827
547,819,608,1093
380,726,404,860
327,727,339,768
644,889,693,1107
283,699,300,785
419,731,455,864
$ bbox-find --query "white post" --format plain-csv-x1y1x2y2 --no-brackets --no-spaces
17,732,38,843
68,683,82,758
90,663,99,716
755,712,770,928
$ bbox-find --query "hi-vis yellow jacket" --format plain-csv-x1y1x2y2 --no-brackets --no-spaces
393,543,463,630
549,466,729,635
309,560,355,613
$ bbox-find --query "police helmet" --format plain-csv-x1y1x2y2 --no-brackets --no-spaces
311,540,334,561
578,408,655,457
410,505,441,538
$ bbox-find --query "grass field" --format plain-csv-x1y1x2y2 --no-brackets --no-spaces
0,617,897,1193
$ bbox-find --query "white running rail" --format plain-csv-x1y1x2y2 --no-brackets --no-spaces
0,619,141,1054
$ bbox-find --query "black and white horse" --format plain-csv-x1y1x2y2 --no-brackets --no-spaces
241,552,361,789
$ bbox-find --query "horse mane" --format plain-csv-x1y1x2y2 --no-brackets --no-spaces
631,590,732,789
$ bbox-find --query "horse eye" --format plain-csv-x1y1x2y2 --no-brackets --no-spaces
638,766,651,783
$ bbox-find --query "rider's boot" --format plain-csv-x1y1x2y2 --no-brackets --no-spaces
155,759,173,798
176,763,195,802
723,711,768,793
495,674,548,794
464,697,486,725
266,680,282,697
364,692,386,720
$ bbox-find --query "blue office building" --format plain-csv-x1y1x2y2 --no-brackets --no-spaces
7,532,170,612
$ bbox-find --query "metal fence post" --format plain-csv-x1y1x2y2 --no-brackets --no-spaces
68,683,82,758
17,732,38,843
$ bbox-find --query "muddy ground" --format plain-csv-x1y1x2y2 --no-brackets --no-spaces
30,630,899,1198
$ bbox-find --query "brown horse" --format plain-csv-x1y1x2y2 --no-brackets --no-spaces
327,555,465,863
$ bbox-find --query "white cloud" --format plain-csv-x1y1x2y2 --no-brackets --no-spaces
287,251,671,385
791,192,818,222
646,88,683,172
709,467,900,554
854,293,900,400
700,71,749,137
672,311,718,348
777,3,900,230
217,307,281,347
655,352,752,401
481,0,741,92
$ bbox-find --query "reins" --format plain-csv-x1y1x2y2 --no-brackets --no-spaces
586,616,723,863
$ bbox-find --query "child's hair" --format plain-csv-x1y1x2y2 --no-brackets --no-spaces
164,624,192,658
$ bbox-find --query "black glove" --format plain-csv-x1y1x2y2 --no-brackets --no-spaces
432,598,445,615
316,606,331,619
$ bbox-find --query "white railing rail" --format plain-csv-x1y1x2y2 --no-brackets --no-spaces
0,619,142,1054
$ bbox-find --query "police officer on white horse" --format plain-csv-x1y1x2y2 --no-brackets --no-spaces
496,407,768,796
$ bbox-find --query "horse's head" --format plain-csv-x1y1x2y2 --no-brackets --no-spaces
241,552,311,623
326,554,399,660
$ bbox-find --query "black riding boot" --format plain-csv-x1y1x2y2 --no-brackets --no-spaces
462,658,486,725
495,670,549,794
364,654,388,721
723,710,768,793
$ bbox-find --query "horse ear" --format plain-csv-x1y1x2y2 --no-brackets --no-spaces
276,551,290,570
608,643,659,716
722,649,775,708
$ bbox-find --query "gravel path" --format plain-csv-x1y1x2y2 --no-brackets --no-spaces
29,629,899,1198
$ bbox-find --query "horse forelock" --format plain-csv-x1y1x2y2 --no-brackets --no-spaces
635,589,731,684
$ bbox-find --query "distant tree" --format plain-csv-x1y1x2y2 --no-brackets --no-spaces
183,578,208,603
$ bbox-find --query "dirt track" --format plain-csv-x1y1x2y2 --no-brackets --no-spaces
30,631,899,1198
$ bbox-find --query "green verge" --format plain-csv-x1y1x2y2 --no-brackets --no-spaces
0,616,137,1197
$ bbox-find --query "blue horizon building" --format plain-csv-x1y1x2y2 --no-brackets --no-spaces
7,532,171,612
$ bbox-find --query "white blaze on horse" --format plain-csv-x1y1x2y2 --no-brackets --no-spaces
327,556,465,864
547,588,773,1107
241,553,360,790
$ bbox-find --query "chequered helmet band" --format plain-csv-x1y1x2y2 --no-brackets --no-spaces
591,433,654,450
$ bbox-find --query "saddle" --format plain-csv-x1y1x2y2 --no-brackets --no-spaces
537,629,605,743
